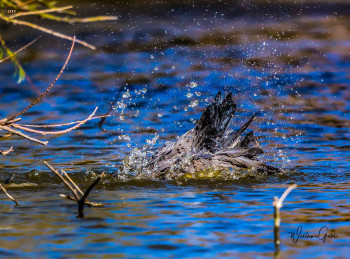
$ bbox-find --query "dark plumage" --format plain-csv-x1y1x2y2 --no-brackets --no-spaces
145,91,279,180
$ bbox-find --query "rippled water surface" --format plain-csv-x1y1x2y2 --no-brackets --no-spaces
0,0,349,258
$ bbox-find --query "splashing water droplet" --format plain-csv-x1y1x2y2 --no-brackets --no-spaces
122,89,130,98
119,134,131,141
189,100,199,107
117,101,127,109
190,82,197,88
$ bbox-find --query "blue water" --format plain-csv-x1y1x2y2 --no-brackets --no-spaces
0,1,349,257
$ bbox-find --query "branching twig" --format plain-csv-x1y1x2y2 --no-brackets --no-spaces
61,169,84,196
0,0,118,50
6,36,76,122
44,161,103,218
0,37,83,147
0,37,109,149
78,176,102,218
0,183,20,206
60,169,103,207
11,107,98,135
44,161,80,201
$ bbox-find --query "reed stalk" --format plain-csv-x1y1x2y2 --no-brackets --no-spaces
273,184,297,255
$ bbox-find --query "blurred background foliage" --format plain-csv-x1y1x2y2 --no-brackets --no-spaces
0,0,117,83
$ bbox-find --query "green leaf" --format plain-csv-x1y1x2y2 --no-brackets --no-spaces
0,33,26,83
17,66,25,83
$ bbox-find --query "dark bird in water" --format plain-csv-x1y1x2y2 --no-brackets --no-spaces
145,91,280,180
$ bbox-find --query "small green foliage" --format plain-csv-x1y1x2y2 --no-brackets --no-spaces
0,33,26,83
0,0,117,83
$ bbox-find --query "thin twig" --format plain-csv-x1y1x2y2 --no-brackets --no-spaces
1,146,13,155
61,169,84,196
19,115,111,128
0,15,95,49
36,13,118,24
60,194,103,207
0,183,20,206
273,184,297,210
78,176,102,218
0,133,13,138
82,173,104,202
10,0,27,8
11,6,73,18
16,0,35,8
60,16,118,24
44,162,103,218
0,125,48,145
61,170,104,207
12,107,98,135
6,36,76,122
44,161,80,201
0,117,21,125
0,36,41,63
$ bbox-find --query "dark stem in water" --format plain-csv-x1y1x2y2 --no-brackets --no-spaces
272,185,297,257
44,161,103,218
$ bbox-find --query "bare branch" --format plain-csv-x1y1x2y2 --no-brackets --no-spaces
273,184,297,255
44,161,80,201
0,125,48,145
1,146,14,155
0,15,95,49
60,194,103,207
78,175,102,218
16,0,35,8
12,107,98,135
0,183,20,206
273,184,297,209
19,115,111,128
6,36,76,122
0,36,41,63
44,162,103,218
62,16,118,24
81,175,102,202
11,6,73,18
61,169,84,196
0,117,21,125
